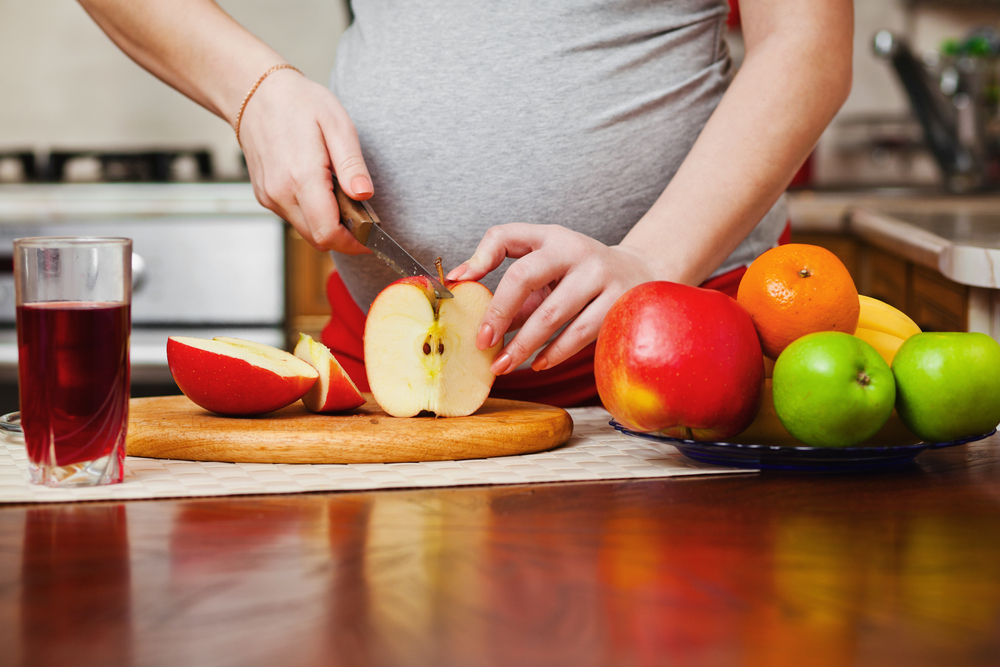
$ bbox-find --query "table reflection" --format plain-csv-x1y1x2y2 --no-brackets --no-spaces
8,457,996,666
19,503,132,666
319,479,1000,665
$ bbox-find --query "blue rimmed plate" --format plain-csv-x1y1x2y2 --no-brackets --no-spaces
610,421,995,472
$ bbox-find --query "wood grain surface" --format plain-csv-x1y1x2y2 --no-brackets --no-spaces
125,394,574,464
3,434,1000,667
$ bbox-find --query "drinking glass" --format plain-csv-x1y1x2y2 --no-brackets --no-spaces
14,237,132,486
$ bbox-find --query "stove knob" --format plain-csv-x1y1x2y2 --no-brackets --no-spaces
132,253,147,294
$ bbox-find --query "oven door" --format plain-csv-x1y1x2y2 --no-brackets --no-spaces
0,214,286,386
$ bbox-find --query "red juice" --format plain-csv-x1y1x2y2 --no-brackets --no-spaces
17,302,130,468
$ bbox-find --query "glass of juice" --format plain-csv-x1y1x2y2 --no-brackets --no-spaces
14,237,132,487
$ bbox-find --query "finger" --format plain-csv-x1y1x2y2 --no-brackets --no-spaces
447,223,552,282
507,287,550,332
489,277,598,375
319,113,373,201
295,176,370,253
530,291,618,371
477,250,571,352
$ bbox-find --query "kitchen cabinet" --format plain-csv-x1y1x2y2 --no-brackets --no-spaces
862,245,909,313
909,265,970,332
859,247,972,332
285,225,334,347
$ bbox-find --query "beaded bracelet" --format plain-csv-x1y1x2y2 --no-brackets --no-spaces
234,64,303,147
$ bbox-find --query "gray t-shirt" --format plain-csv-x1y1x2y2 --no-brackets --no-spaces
330,0,787,312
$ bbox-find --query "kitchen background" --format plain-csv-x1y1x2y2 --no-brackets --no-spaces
0,0,999,414
0,0,349,180
6,1,997,184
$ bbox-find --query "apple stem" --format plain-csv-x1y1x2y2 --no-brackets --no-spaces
435,257,445,285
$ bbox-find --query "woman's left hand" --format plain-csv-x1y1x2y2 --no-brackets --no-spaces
445,223,658,375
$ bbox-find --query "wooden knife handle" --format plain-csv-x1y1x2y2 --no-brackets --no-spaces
333,179,374,245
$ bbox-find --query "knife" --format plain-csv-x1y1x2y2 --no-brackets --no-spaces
333,180,453,299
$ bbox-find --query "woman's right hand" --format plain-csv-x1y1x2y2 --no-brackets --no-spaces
75,0,372,251
237,68,374,254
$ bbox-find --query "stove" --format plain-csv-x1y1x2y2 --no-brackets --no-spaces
0,149,285,396
46,148,214,183
0,148,216,184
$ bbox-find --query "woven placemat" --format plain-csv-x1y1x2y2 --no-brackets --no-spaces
0,407,750,503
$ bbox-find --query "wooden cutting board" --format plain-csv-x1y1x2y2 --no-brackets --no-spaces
126,394,574,464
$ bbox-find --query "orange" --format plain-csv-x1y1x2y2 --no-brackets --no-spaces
736,244,860,359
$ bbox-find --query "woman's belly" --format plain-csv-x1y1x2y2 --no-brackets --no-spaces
328,0,783,312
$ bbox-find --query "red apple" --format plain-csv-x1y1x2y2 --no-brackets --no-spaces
595,281,765,440
364,276,502,417
167,336,319,416
293,333,366,413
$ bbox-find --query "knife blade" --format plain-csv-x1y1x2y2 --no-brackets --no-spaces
333,180,453,299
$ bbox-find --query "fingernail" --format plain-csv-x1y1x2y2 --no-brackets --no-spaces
492,353,511,375
446,265,467,281
477,324,494,350
532,357,549,372
350,176,373,197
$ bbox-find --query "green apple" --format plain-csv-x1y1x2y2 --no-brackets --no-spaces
891,332,1000,442
772,331,896,447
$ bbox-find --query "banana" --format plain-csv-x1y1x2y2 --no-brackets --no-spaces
854,326,906,366
858,295,922,340
729,380,792,445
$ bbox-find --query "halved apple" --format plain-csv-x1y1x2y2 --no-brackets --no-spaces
167,336,319,416
363,277,502,417
293,333,366,413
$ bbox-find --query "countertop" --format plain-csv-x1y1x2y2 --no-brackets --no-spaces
2,436,999,666
788,189,1000,289
0,182,265,219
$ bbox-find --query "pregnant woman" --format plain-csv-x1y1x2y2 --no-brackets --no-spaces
77,0,853,406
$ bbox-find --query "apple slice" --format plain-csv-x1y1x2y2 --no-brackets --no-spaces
293,333,367,413
364,277,501,417
167,336,319,416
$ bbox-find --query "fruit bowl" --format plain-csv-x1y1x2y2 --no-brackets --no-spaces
610,420,995,472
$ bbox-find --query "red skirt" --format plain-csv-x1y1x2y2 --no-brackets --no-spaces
321,223,791,408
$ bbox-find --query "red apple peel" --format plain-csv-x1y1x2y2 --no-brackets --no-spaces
595,281,765,441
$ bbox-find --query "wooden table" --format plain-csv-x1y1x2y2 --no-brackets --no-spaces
2,435,999,667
